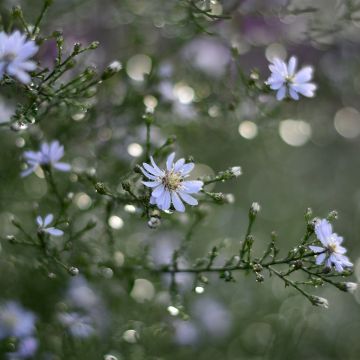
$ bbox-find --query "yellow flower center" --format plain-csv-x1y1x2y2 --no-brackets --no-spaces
162,171,182,191
327,242,337,253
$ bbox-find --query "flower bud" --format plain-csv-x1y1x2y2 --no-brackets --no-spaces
337,282,358,293
250,202,261,217
68,266,79,276
230,166,242,177
102,60,122,80
148,216,161,229
310,295,329,309
95,182,110,195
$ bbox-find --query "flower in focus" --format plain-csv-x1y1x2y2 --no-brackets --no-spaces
140,152,203,212
266,56,316,101
21,140,71,177
58,312,96,338
0,302,36,339
36,214,64,237
0,31,38,84
309,219,353,272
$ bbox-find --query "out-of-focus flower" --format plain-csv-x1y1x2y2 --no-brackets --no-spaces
173,320,199,346
0,31,38,84
338,282,358,293
21,140,71,177
58,312,95,338
8,336,38,359
36,214,63,237
309,219,353,272
140,153,203,212
0,302,36,339
266,56,316,101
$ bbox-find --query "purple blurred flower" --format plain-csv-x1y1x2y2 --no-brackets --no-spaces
266,56,316,101
309,219,353,272
8,337,38,359
58,312,95,338
0,302,36,339
0,31,38,84
36,214,63,237
173,320,199,346
21,140,71,177
141,152,203,212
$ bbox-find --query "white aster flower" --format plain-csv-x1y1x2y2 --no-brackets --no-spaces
266,56,316,101
140,152,203,212
309,219,353,273
0,31,38,84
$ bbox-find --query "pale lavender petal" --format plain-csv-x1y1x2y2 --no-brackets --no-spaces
53,162,71,171
150,156,164,176
143,162,160,176
21,166,36,177
287,56,297,76
315,253,326,265
43,214,54,227
178,191,198,206
44,227,64,236
182,180,203,194
171,191,185,212
291,83,316,97
36,216,43,227
140,167,157,180
294,66,313,83
159,190,171,210
166,152,176,171
152,184,165,198
315,220,332,246
174,158,185,172
289,88,299,100
179,163,194,175
142,181,162,188
309,246,324,253
276,86,286,101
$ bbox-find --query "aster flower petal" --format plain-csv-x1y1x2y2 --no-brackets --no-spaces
21,166,37,177
179,191,198,206
140,167,157,180
152,184,166,198
53,162,71,171
309,246,324,253
290,83,316,97
142,162,160,176
289,88,299,100
160,191,171,210
142,181,162,188
36,216,43,227
276,86,286,100
315,253,326,265
293,66,313,83
171,191,185,212
44,227,64,236
315,219,333,246
150,156,164,176
179,163,194,175
287,56,297,76
166,152,176,171
182,180,203,193
43,214,54,227
174,158,185,172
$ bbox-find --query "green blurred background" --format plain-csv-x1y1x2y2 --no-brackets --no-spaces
1,0,360,359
